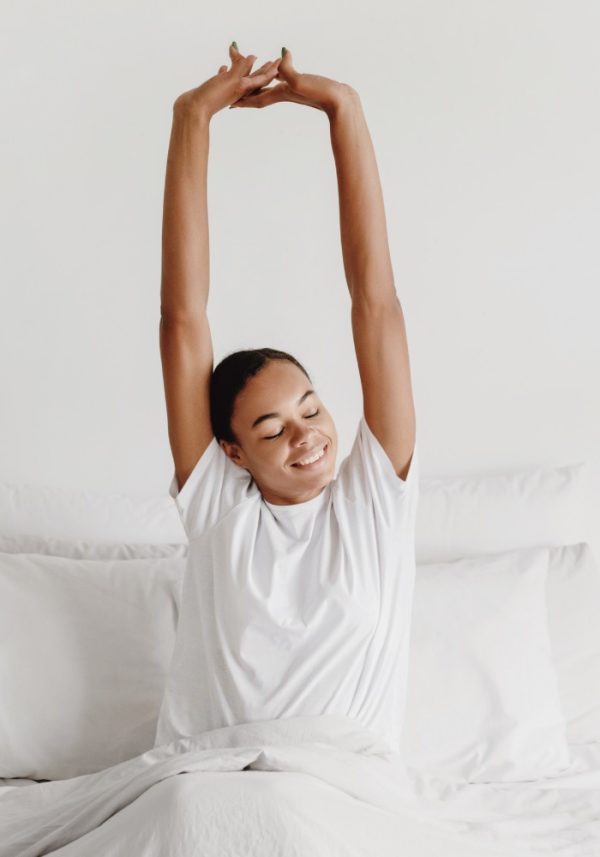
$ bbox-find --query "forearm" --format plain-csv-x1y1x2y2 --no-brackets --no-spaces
328,87,396,307
160,102,211,321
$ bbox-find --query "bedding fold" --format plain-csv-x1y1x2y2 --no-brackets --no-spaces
0,714,537,857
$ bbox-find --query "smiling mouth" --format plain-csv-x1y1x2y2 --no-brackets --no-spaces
291,443,329,469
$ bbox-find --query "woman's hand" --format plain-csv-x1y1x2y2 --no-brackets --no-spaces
229,48,351,117
173,43,283,119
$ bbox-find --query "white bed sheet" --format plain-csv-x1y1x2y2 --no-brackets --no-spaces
1,717,598,857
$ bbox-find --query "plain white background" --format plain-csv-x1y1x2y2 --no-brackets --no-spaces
1,2,598,553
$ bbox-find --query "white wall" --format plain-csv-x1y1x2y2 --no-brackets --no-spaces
1,2,598,553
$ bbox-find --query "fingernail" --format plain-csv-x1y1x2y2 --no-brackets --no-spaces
231,41,238,50
281,47,287,57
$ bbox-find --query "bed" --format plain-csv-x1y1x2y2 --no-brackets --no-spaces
0,456,598,855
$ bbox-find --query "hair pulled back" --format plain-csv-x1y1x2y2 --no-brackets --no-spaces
210,348,312,445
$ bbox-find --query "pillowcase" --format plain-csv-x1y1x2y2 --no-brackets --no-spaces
399,545,571,783
546,542,600,745
0,532,187,561
415,460,590,564
0,551,186,780
0,481,186,544
0,457,589,560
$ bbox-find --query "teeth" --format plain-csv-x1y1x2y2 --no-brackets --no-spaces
296,446,325,466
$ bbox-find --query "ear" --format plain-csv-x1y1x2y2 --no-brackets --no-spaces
220,439,248,470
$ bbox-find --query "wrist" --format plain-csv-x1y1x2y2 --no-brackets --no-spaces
172,95,213,125
324,84,360,120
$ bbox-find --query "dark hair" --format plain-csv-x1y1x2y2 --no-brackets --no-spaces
210,348,312,445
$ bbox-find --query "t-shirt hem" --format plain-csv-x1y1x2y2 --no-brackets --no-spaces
360,416,418,494
168,437,221,510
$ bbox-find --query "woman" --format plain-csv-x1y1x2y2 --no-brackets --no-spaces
156,43,419,754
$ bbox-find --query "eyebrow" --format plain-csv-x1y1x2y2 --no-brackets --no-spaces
251,390,315,430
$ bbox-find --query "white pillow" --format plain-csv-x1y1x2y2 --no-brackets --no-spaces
0,552,186,780
546,542,600,745
416,460,589,564
0,532,187,561
0,458,589,558
400,545,571,782
0,482,186,543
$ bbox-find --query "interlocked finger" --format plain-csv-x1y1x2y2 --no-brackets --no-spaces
245,59,281,97
250,60,274,77
230,83,287,109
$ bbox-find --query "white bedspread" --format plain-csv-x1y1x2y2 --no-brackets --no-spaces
1,715,598,856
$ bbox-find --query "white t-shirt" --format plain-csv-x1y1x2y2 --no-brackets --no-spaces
154,415,419,752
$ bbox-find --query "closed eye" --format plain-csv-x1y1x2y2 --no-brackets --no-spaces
264,410,320,440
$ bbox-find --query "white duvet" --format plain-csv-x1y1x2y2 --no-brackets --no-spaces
2,714,599,856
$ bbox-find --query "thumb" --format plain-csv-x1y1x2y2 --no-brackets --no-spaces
276,47,298,84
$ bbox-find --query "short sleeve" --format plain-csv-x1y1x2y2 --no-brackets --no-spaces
335,415,419,530
168,438,255,541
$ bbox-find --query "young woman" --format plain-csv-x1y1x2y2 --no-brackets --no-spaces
156,43,419,754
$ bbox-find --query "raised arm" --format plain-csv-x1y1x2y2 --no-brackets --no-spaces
159,102,215,494
230,55,417,481
160,103,211,322
160,45,283,493
328,88,417,481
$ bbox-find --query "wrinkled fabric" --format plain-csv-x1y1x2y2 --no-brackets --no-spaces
0,714,550,857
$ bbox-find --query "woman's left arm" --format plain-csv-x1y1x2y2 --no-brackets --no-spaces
230,59,417,480
329,88,417,481
327,87,396,306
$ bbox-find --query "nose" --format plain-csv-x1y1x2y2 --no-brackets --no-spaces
290,423,319,447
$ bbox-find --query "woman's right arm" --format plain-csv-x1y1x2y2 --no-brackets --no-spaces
159,46,286,492
159,101,214,494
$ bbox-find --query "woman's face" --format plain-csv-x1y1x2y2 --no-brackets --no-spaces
220,360,338,505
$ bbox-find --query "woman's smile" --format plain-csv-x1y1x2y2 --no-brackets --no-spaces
291,443,329,469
